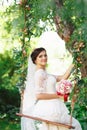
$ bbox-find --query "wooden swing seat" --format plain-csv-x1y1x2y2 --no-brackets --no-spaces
16,113,75,129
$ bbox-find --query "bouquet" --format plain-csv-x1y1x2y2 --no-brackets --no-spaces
56,79,72,102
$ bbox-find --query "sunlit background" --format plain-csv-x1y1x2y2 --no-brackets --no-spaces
37,31,72,75
0,0,72,76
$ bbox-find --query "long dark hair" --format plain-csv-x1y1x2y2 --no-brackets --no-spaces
31,47,46,64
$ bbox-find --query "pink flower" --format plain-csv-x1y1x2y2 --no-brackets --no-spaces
56,79,72,95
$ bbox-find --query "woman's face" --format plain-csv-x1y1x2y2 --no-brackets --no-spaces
35,50,47,67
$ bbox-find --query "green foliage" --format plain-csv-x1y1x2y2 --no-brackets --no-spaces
13,48,27,90
0,51,20,89
60,1,87,61
73,78,87,130
0,50,20,121
18,0,55,37
1,5,24,39
57,2,87,128
0,119,20,130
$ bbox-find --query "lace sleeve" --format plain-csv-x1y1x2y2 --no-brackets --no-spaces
34,70,46,94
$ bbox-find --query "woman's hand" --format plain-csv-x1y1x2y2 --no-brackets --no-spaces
56,92,70,102
64,94,69,102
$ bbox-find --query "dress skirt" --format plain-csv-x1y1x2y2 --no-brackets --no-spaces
33,99,82,130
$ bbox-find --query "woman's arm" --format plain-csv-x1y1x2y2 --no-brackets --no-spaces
36,93,63,100
35,70,64,100
56,64,74,82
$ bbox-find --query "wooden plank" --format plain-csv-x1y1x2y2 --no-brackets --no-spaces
16,113,75,129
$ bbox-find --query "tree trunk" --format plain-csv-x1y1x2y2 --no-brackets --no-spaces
54,0,87,78
81,57,87,78
55,18,87,77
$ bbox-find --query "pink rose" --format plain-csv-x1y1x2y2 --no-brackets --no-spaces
56,79,72,95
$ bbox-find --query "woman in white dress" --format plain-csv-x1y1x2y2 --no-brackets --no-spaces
21,47,82,130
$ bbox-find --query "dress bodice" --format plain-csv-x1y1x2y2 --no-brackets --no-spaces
34,69,57,94
46,74,56,93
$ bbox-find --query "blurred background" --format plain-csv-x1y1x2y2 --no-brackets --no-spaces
0,0,87,130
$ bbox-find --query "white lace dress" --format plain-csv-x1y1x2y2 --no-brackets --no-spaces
32,69,82,130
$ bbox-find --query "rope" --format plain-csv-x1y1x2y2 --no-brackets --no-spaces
69,78,78,126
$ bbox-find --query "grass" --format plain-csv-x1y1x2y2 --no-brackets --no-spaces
0,119,40,130
0,119,20,130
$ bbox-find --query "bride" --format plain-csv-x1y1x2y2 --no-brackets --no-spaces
21,47,82,130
